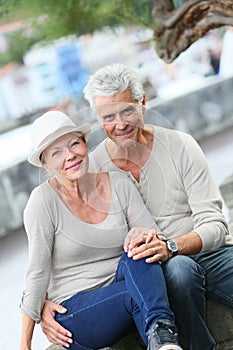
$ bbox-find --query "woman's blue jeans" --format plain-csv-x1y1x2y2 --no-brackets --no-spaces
162,245,233,350
55,252,174,350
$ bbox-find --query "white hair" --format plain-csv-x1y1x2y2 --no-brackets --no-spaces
83,63,144,107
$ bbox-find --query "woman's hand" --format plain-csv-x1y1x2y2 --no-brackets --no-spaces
124,227,171,263
41,300,73,348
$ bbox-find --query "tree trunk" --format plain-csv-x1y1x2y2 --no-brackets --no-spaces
150,0,233,62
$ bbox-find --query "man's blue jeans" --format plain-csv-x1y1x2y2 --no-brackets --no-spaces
162,245,233,350
55,252,174,350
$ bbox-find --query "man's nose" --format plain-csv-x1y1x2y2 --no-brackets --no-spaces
115,114,127,129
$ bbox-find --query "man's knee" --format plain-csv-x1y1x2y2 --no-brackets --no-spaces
162,255,205,292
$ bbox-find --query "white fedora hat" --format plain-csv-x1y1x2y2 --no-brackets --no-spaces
28,110,91,167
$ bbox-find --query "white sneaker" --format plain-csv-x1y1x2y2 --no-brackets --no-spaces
147,319,183,350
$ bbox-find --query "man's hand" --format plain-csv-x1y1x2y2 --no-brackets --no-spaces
124,228,171,263
41,300,73,348
124,228,155,252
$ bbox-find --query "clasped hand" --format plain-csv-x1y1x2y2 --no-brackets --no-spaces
124,227,170,263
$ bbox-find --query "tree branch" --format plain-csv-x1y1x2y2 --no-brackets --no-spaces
151,0,233,63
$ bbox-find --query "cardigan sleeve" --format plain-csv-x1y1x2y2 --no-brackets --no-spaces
20,185,55,322
180,134,228,251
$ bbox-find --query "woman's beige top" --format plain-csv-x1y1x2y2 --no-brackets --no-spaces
21,172,157,322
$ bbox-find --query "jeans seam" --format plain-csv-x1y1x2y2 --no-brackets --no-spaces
120,260,149,312
73,339,94,350
56,290,128,321
210,289,233,305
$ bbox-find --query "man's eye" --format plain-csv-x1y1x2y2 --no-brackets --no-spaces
122,107,135,116
103,114,114,121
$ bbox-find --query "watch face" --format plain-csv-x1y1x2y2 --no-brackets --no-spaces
167,240,178,255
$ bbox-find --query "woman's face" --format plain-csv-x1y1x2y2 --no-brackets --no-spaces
42,133,89,182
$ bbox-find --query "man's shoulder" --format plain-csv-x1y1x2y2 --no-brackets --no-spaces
151,125,194,147
151,124,191,139
89,139,107,165
89,139,114,172
89,139,106,155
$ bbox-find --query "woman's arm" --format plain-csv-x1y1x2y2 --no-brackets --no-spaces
21,185,54,322
20,314,35,350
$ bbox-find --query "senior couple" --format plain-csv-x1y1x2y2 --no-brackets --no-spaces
20,64,233,350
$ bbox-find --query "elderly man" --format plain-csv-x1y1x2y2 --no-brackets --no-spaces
41,64,233,350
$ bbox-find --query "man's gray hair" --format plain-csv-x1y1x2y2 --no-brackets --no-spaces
83,63,144,107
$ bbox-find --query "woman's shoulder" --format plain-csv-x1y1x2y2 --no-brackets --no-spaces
29,180,51,197
25,180,54,210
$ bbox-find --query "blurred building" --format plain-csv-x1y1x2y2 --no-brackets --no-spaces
0,23,225,127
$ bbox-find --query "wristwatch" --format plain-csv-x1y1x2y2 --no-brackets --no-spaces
165,239,178,257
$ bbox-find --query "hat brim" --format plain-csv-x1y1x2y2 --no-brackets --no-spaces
28,123,91,167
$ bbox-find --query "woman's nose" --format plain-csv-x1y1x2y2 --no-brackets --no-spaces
65,148,76,160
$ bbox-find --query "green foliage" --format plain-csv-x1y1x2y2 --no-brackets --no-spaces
173,0,188,9
0,0,153,64
113,0,153,28
0,29,43,65
1,0,153,40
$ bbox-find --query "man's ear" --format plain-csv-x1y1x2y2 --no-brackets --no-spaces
142,94,146,113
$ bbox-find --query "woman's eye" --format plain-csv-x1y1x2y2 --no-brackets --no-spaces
51,150,60,157
71,141,80,147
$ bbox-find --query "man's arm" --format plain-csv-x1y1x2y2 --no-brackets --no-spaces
41,300,73,348
179,134,227,251
126,230,202,263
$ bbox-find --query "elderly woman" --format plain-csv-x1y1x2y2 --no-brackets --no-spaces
20,111,182,350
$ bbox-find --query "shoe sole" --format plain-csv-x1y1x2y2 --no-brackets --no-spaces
158,345,182,350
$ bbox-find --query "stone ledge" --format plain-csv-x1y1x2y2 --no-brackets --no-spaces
207,301,233,350
46,300,233,350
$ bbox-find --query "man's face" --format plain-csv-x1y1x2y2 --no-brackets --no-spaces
94,90,145,148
